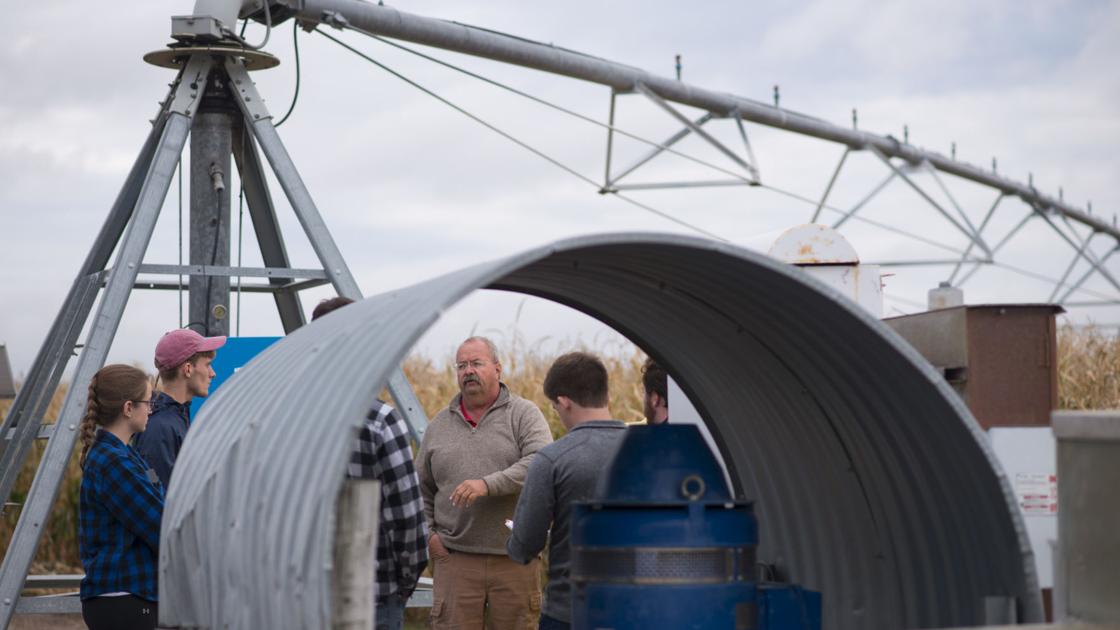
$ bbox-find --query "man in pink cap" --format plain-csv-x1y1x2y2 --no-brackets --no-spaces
134,329,226,489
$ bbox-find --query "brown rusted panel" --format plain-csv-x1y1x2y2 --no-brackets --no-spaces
885,304,1062,429
965,306,1062,428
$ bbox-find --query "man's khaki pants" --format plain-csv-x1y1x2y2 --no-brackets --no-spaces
429,550,541,630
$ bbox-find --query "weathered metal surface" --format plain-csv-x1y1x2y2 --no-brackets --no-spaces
885,304,1063,428
1052,411,1120,624
189,75,234,337
769,225,882,317
769,224,860,265
160,233,1041,629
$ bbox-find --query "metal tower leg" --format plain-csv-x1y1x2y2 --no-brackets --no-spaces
232,125,306,333
0,113,170,507
0,56,211,627
225,58,430,441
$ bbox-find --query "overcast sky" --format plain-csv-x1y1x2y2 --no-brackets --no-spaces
1,0,1118,377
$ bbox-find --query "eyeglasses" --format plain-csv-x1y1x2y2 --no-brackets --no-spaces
455,360,492,371
131,400,152,406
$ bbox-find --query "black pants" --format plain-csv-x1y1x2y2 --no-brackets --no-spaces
82,595,157,630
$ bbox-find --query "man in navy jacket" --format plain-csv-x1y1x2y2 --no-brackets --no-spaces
134,328,225,489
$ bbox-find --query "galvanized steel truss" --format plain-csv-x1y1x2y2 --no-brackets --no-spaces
0,52,430,624
289,0,1118,310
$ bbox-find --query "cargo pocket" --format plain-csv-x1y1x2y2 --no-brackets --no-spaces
429,598,446,627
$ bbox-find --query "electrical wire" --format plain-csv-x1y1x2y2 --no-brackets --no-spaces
227,1,272,50
274,22,301,128
357,29,753,185
316,28,727,242
236,176,245,336
350,29,988,259
177,160,184,328
321,29,1115,299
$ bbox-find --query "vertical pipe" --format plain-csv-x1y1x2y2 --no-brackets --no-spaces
190,71,235,336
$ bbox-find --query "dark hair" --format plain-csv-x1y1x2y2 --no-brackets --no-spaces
80,364,149,468
158,350,215,384
312,296,355,321
641,357,668,400
543,351,609,408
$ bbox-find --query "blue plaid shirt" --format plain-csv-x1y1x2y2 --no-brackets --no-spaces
79,430,165,601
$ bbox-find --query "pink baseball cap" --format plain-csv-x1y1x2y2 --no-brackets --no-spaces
154,329,227,372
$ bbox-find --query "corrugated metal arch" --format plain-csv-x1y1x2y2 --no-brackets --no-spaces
159,232,1042,629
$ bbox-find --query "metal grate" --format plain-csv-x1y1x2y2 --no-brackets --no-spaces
572,546,755,585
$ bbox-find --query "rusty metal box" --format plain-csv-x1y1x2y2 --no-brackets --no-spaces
884,304,1062,428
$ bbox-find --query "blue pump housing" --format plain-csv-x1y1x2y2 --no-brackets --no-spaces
569,424,820,630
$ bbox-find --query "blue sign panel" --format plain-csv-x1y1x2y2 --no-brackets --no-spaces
190,336,281,420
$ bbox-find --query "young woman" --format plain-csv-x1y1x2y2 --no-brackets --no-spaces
78,364,164,630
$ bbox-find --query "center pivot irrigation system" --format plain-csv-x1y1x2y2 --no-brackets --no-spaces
284,0,1118,310
0,0,1107,627
277,0,1117,309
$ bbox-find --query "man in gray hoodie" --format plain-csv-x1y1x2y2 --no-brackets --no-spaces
418,336,553,629
507,351,628,630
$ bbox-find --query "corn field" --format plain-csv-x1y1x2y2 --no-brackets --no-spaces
0,325,1116,573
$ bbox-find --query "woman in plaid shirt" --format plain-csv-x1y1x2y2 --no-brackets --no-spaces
77,364,164,630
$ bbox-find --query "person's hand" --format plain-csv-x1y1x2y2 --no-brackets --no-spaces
429,532,450,560
449,479,488,508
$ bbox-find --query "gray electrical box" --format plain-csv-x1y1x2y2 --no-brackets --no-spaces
171,15,224,42
0,344,15,399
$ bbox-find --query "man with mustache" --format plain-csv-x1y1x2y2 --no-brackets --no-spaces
417,336,553,629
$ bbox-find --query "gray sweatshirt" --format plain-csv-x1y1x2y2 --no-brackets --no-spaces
417,384,553,554
506,420,628,623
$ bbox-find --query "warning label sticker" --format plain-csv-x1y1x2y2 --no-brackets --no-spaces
1015,473,1058,516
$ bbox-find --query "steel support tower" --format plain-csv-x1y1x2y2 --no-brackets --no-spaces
0,35,429,623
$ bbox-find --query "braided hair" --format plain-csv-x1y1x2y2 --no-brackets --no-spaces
79,364,149,468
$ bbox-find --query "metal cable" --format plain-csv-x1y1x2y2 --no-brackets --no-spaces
322,29,1114,300
758,184,976,258
227,1,272,50
358,30,753,184
178,160,184,328
351,30,987,258
236,179,245,336
316,28,727,242
274,22,301,128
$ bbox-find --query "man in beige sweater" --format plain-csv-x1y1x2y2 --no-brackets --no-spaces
418,336,553,630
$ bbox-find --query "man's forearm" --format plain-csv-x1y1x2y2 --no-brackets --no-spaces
482,454,533,496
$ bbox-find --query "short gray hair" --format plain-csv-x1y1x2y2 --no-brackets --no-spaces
459,336,500,363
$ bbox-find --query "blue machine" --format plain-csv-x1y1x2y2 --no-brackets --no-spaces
570,425,820,630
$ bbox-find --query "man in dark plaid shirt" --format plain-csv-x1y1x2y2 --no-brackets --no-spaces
312,296,428,629
79,431,164,603
348,399,429,630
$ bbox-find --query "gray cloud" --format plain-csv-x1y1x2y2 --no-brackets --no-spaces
1,0,1117,377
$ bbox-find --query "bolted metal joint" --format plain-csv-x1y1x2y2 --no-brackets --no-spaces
320,9,350,29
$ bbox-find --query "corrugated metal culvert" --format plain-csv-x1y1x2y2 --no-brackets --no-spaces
159,233,1041,629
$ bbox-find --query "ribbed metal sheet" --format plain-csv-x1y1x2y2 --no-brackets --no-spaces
160,233,1041,629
